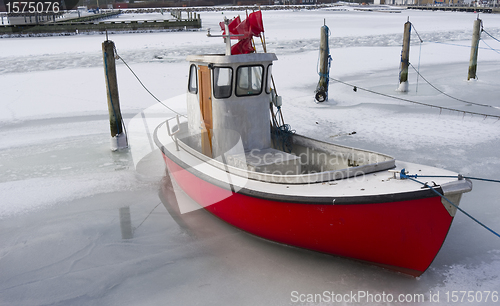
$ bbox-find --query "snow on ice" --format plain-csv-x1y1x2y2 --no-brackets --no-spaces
1,7,500,305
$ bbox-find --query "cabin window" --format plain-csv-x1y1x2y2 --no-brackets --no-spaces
213,67,233,99
188,64,198,94
266,64,273,94
236,65,263,96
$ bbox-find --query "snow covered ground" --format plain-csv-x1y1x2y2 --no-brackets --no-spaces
1,7,500,305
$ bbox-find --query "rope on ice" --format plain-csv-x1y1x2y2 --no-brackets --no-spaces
329,77,500,120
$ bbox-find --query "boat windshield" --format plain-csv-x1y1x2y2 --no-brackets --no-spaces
188,64,197,94
236,65,263,96
213,67,233,99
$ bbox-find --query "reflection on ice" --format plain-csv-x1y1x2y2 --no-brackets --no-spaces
119,206,133,240
1,9,500,305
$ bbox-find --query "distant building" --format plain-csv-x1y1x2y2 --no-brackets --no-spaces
77,6,88,12
273,0,317,3
373,0,466,6
7,14,58,25
114,2,129,8
374,0,465,4
415,0,462,4
374,0,415,4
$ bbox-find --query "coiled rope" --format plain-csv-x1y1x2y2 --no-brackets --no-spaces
272,106,295,153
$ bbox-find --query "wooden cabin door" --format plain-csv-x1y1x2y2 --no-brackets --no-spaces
198,65,213,157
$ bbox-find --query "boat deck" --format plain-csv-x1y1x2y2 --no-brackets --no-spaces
155,120,465,203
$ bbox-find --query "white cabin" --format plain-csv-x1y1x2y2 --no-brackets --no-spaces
184,53,303,175
185,53,276,154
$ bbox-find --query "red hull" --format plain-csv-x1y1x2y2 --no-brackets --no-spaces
163,154,453,276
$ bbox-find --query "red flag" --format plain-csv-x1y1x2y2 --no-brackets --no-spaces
231,38,254,55
219,11,264,55
229,16,242,36
220,12,264,39
234,18,251,38
220,16,242,39
247,11,264,36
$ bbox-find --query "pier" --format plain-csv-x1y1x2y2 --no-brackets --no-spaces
407,5,500,13
0,10,201,35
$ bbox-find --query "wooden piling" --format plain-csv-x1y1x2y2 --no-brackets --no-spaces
468,18,482,81
319,24,329,84
315,23,330,102
102,39,128,151
398,21,411,92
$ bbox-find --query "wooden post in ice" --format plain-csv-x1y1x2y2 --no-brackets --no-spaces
468,18,482,81
398,21,411,92
102,39,128,151
315,20,330,102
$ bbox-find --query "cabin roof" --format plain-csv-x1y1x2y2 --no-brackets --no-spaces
186,53,277,65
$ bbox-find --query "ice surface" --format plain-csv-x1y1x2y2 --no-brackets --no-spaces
1,8,500,305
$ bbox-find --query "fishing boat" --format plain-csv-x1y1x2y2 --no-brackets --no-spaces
154,13,472,276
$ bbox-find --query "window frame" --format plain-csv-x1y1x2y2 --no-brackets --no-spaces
235,64,265,97
212,66,234,99
188,64,198,94
265,64,273,94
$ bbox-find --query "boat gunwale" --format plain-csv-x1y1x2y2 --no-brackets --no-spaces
154,122,444,205
160,121,397,185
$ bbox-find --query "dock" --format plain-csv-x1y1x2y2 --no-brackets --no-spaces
407,5,500,13
0,10,201,35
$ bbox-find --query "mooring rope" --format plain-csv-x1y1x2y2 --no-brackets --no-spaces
480,38,500,55
408,26,500,110
407,22,500,55
329,77,500,120
428,40,500,52
398,170,500,239
409,22,423,43
113,47,188,119
416,26,500,52
410,22,424,93
482,28,500,44
406,174,500,184
408,63,498,109
329,21,500,118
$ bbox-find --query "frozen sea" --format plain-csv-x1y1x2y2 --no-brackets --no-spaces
1,7,500,305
